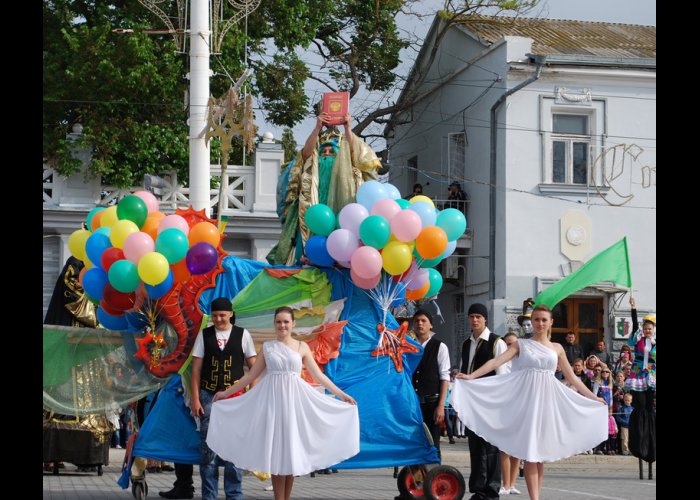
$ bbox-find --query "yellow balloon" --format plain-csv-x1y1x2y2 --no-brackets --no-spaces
100,206,120,228
110,219,140,249
409,195,434,208
381,241,412,275
68,229,92,262
138,252,170,285
389,233,415,252
84,257,94,269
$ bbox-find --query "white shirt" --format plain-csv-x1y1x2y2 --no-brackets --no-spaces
463,327,508,376
420,332,451,382
192,326,257,359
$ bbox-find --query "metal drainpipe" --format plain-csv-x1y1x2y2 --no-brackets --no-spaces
489,57,544,301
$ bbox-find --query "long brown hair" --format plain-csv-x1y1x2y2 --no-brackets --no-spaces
532,304,553,339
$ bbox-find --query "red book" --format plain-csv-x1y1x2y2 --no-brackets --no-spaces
322,92,349,126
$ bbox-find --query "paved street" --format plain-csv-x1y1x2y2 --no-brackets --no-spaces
43,439,655,499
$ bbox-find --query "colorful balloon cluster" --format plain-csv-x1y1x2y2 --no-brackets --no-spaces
67,191,222,330
304,180,467,302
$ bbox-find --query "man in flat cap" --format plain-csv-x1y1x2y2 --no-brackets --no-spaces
411,308,451,459
190,297,258,500
459,303,507,500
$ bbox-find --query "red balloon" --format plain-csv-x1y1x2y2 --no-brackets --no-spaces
101,247,125,272
102,283,137,312
99,299,124,317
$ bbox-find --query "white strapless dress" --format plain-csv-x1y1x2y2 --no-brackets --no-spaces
206,340,360,475
449,339,607,462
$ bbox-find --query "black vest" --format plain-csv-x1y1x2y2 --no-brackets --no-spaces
200,325,245,393
460,331,499,377
412,337,443,397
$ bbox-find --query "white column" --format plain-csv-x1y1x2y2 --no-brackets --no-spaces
253,132,284,213
188,0,211,214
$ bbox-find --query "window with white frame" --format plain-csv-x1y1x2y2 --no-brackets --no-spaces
552,114,590,185
539,97,606,194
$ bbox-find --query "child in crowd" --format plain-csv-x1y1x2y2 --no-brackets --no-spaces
616,393,634,455
605,407,618,455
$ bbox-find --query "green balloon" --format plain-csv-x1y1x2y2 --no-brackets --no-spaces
413,247,442,268
359,215,391,249
155,228,189,264
305,204,336,236
425,268,443,297
108,259,141,293
436,208,467,241
395,198,411,209
117,195,149,229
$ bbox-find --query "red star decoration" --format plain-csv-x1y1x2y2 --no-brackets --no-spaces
370,321,420,373
133,330,168,367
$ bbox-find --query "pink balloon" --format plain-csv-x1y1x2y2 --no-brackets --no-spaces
133,190,159,214
338,203,369,238
390,210,422,242
158,214,190,235
122,232,155,264
370,198,401,223
350,246,383,279
326,228,360,262
351,268,381,289
404,261,429,290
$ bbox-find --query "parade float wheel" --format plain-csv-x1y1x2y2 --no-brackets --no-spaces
397,464,428,499
132,478,148,499
423,465,465,500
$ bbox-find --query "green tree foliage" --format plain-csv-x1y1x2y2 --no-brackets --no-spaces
44,0,190,188
44,1,539,187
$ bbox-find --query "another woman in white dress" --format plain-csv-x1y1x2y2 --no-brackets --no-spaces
451,305,607,500
207,306,359,500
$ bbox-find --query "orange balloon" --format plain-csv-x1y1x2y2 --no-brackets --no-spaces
405,280,430,301
188,222,221,248
90,210,104,231
415,226,448,259
141,212,166,241
171,259,191,283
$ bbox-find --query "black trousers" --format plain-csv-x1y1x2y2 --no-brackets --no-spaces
173,463,194,490
420,400,442,459
466,429,501,500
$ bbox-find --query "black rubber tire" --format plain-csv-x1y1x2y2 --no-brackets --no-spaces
423,465,466,500
97,465,103,476
397,465,428,500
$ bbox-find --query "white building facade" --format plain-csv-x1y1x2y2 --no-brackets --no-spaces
386,15,656,360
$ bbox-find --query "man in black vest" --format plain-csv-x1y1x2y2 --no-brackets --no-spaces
189,297,257,500
411,309,451,459
459,303,507,500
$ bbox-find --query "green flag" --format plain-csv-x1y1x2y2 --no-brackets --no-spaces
534,237,632,309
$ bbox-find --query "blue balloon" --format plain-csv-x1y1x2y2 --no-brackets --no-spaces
144,269,174,299
82,267,109,301
356,180,389,211
94,227,111,237
97,306,129,331
124,310,149,332
383,183,402,200
85,233,112,268
305,235,335,267
407,201,437,228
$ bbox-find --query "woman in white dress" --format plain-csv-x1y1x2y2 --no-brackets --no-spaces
207,306,359,500
451,305,607,500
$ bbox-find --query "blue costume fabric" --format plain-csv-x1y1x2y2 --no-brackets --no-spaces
124,255,438,479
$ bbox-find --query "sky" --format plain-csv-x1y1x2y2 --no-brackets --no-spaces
254,0,656,151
